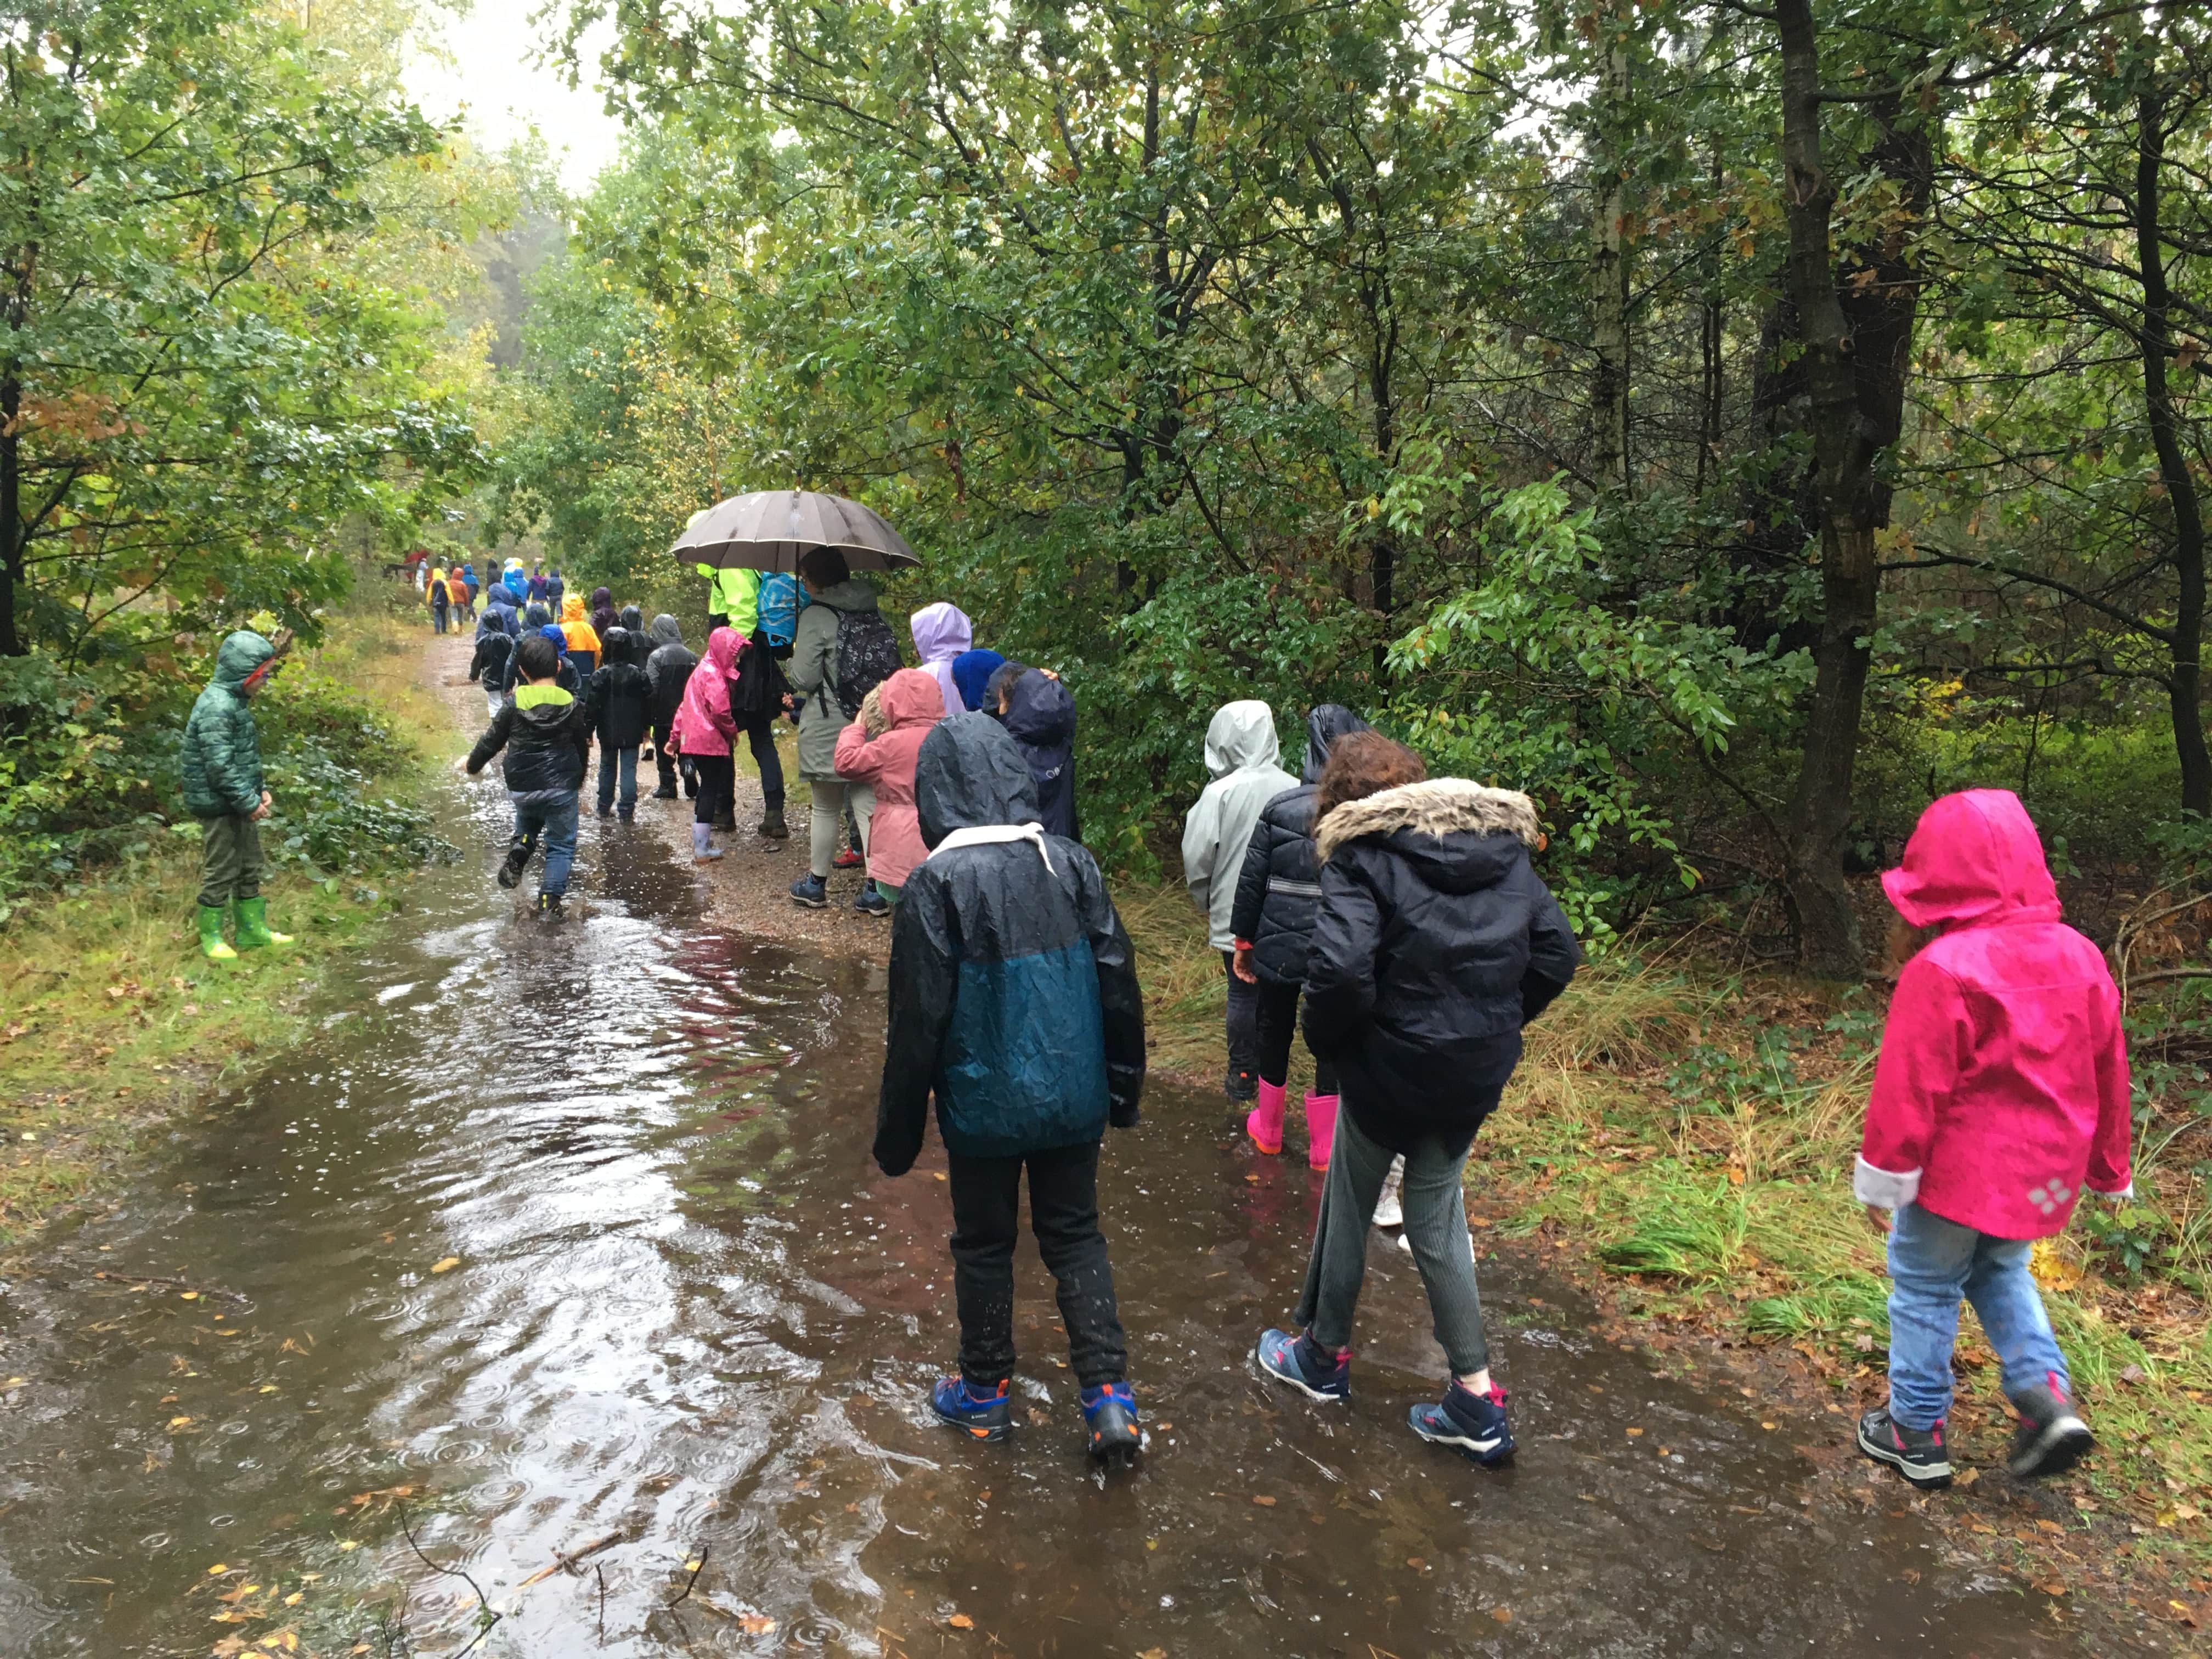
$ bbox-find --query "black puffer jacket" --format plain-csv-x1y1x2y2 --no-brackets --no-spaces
1303,779,1582,1155
874,714,1145,1176
585,628,653,748
1228,704,1369,984
465,684,591,797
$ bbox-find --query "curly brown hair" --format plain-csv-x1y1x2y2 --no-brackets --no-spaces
1314,730,1427,822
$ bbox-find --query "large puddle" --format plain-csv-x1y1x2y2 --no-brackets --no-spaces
0,776,2107,1655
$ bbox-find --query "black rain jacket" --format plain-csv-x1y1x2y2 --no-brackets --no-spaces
874,714,1144,1175
466,683,591,797
645,616,698,729
1303,779,1582,1155
1227,704,1369,984
585,628,653,748
996,667,1081,842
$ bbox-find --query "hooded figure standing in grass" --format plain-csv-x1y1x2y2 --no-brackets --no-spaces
875,714,1148,1464
180,631,292,962
1182,702,1298,1101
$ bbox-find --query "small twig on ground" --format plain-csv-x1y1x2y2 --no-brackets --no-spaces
668,1544,709,1609
596,1564,607,1645
397,1502,502,1658
89,1268,252,1305
518,1528,625,1588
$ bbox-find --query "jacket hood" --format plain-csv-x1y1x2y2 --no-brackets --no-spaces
561,595,585,623
1301,704,1370,785
538,623,568,658
881,667,946,730
1317,778,1542,895
619,605,643,634
909,601,972,664
1001,668,1075,747
702,626,744,674
812,577,879,614
1203,701,1283,778
1882,788,2060,930
525,604,551,629
591,586,612,610
648,613,684,647
601,626,635,665
951,648,1006,712
212,630,276,688
916,714,1041,847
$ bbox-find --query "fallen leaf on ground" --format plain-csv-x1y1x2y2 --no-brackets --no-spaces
947,1612,974,1629
1251,1495,1276,1507
1489,1607,1513,1623
429,1257,460,1274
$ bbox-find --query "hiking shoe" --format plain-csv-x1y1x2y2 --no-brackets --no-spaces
832,847,865,871
2007,1377,2094,1480
596,804,614,818
1254,1328,1350,1402
1857,1404,1953,1491
930,1376,1012,1443
497,845,531,889
853,886,891,917
714,812,737,834
536,892,565,918
1081,1381,1141,1464
1224,1068,1259,1102
789,873,830,909
617,806,634,823
758,810,790,840
651,785,678,800
1409,1381,1515,1467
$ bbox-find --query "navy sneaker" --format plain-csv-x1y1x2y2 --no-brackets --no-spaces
930,1376,1011,1443
1857,1404,1953,1490
2007,1376,2094,1480
789,873,830,909
1254,1328,1350,1402
1081,1381,1141,1463
854,885,891,917
1409,1381,1515,1466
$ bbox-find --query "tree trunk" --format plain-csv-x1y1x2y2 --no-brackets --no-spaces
1,374,20,657
1771,0,1930,977
2134,86,2211,817
1589,22,1632,496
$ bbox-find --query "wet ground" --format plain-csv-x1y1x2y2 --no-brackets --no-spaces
0,768,2116,1657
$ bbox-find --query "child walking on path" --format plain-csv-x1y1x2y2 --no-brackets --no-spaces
1182,702,1299,1101
466,634,591,913
180,631,293,961
645,614,698,800
670,627,744,863
831,668,945,905
584,626,652,820
1255,734,1581,1468
876,714,1148,1463
1853,788,2132,1491
1229,703,1369,1168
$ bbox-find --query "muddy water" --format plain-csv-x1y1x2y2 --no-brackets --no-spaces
0,777,2103,1657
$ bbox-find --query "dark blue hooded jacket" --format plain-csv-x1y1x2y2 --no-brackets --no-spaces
874,714,1144,1172
996,667,1080,842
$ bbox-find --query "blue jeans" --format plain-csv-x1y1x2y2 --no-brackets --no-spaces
596,745,638,814
510,793,579,899
1886,1203,2068,1430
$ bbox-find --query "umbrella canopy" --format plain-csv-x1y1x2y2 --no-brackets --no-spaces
673,490,919,574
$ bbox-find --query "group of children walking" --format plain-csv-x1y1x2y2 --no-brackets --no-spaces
216,546,2133,1488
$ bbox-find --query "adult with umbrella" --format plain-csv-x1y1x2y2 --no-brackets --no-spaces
673,491,921,854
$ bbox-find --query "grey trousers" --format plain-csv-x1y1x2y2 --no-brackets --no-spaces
198,813,265,909
1294,1105,1491,1375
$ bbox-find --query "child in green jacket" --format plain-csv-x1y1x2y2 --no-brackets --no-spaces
179,631,292,961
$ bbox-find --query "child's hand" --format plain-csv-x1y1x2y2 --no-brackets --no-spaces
1865,1204,1893,1237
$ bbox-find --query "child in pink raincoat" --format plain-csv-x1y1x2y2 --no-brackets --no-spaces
1854,788,2131,1492
832,668,946,906
671,626,745,863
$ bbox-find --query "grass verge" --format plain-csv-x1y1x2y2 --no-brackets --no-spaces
0,599,453,1248
1119,879,2212,1634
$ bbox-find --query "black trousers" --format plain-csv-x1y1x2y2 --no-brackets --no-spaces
741,711,785,811
1221,951,1261,1087
652,722,683,794
691,754,734,827
1253,975,1336,1093
947,1142,1127,1390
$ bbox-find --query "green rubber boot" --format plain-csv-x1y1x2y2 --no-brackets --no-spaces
197,903,239,962
233,896,293,950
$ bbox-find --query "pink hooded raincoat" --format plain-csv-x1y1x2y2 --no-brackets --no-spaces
669,626,744,758
1855,788,2132,1238
831,669,946,888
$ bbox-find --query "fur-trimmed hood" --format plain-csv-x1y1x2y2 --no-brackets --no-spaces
1317,778,1541,891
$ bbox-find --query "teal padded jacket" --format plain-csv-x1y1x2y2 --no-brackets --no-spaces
179,631,275,819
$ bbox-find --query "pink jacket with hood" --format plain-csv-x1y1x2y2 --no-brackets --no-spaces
1856,788,2132,1238
669,626,744,758
832,669,946,888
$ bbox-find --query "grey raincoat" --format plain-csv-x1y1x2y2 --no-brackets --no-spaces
1180,701,1298,950
787,578,884,781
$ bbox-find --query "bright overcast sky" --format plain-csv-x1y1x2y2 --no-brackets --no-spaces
403,0,629,194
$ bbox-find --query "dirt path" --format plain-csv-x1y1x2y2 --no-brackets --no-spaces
424,630,890,963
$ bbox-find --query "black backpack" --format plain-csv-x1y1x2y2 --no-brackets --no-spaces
830,608,902,719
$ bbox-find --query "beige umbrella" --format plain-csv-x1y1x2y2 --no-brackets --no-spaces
672,490,919,574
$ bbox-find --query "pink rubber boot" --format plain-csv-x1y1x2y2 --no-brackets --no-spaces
1305,1093,1340,1170
1245,1078,1286,1155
